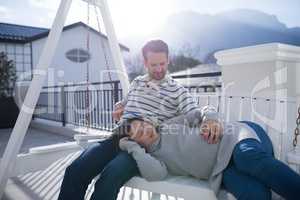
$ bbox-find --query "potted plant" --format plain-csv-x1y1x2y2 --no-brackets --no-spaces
0,51,19,128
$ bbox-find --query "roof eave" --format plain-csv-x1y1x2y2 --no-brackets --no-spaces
28,22,130,52
0,38,28,44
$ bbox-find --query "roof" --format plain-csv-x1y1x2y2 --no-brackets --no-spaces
0,22,129,51
0,22,48,43
30,22,129,51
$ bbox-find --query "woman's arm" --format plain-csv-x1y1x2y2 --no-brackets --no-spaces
119,137,168,181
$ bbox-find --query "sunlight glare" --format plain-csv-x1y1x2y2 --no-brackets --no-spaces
110,0,173,37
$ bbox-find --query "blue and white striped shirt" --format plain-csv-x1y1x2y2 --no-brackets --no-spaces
120,74,198,126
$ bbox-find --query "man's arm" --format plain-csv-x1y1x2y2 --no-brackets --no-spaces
177,86,199,115
119,137,168,181
112,78,139,121
173,84,223,143
165,105,219,126
167,96,223,144
186,106,223,144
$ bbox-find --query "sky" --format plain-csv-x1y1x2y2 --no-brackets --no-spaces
0,0,299,39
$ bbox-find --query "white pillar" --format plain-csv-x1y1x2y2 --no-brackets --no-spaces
215,43,300,161
0,0,73,197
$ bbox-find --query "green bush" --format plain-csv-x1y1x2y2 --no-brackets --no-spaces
0,52,17,98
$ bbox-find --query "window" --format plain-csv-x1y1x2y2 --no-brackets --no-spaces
0,43,32,81
65,48,91,63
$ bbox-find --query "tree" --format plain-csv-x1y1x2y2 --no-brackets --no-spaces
0,52,17,98
169,54,201,73
124,53,146,81
168,43,202,73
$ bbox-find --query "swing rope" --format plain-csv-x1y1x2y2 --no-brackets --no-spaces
93,4,115,87
85,1,91,132
84,0,117,132
93,4,120,135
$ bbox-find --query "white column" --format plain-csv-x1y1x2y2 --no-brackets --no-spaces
0,0,73,197
215,43,300,162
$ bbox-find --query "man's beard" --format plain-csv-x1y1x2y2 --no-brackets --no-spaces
150,71,166,80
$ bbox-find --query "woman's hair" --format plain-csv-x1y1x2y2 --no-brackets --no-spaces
127,118,159,135
142,39,169,60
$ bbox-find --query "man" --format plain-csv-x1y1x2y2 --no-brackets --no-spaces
58,39,222,200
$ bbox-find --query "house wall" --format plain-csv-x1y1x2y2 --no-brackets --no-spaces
31,25,129,87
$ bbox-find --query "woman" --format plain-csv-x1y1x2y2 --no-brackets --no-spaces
119,108,300,200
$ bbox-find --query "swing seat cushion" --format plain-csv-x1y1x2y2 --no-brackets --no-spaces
124,175,236,200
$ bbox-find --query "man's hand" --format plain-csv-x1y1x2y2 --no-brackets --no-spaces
112,101,124,121
200,119,223,144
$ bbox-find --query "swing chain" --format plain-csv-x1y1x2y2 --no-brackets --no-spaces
93,4,115,94
85,1,91,129
293,105,300,147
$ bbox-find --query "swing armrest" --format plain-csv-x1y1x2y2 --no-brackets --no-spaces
74,134,110,148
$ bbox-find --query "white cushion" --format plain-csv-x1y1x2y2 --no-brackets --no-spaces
125,175,236,200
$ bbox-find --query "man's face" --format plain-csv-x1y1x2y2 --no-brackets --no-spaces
144,51,169,80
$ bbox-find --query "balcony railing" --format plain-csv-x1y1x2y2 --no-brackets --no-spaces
33,72,222,131
34,81,122,131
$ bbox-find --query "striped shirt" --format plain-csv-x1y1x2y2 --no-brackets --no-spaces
120,74,198,126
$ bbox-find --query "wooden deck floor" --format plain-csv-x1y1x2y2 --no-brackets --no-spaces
0,127,164,200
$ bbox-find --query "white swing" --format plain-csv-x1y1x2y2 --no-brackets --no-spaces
0,1,233,200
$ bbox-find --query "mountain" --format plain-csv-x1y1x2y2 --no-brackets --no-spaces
120,9,300,63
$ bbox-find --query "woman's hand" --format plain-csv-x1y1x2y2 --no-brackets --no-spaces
200,119,223,144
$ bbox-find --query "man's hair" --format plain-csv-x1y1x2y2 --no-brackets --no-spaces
142,39,169,60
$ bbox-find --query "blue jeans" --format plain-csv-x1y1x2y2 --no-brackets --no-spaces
223,121,300,200
58,134,139,200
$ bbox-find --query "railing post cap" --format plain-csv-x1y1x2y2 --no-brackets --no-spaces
215,43,300,66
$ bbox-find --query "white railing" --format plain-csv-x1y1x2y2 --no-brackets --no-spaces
194,93,297,162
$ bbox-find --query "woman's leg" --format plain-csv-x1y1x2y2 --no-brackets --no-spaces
58,136,119,200
232,138,300,200
223,161,271,200
91,151,139,200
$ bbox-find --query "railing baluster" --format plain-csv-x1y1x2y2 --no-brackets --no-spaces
238,97,244,121
100,90,104,129
80,90,83,126
92,90,96,128
96,90,100,129
103,90,107,130
61,86,66,126
226,96,232,122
